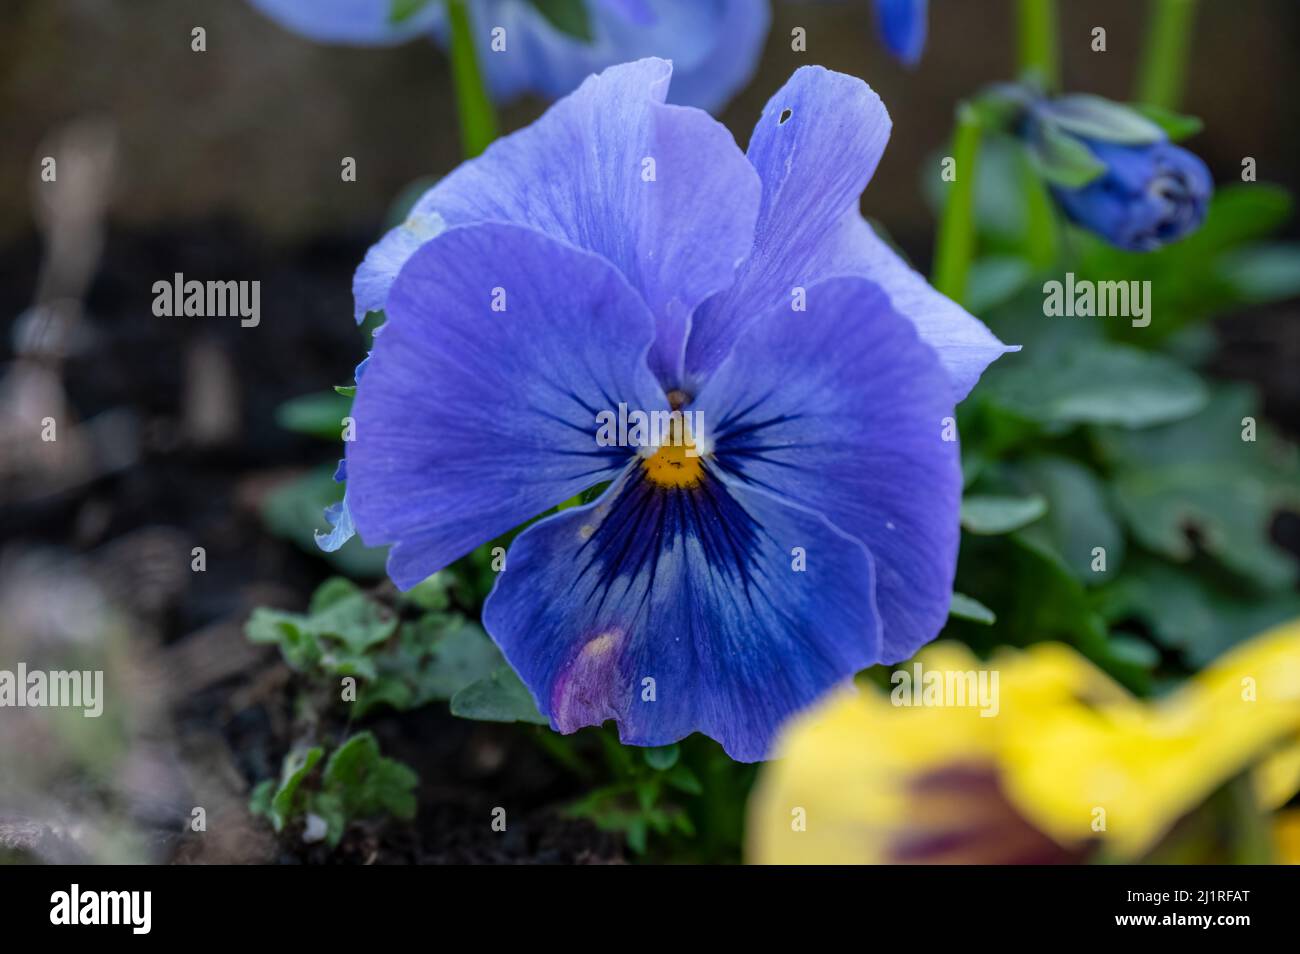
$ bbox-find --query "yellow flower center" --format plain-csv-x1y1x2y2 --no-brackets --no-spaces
642,440,704,488
642,405,703,488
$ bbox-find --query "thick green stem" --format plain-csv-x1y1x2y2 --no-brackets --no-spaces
1016,0,1060,92
446,0,498,158
1136,0,1198,109
932,104,983,306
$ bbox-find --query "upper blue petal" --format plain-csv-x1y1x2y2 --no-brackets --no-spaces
685,66,1015,401
346,222,665,587
353,57,761,382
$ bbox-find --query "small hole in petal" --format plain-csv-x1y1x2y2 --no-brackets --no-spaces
778,108,792,125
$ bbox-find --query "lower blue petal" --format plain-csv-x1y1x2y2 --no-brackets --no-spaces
483,462,882,762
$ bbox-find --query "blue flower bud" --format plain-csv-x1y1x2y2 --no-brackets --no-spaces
1050,137,1213,252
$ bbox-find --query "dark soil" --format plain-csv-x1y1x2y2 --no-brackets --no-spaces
0,222,624,864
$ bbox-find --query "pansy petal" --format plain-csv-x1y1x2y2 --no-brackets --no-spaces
874,0,929,67
593,0,658,28
693,276,961,662
356,57,760,383
353,209,446,323
450,1,768,112
484,465,881,762
346,222,665,588
843,216,1018,400
685,66,1014,400
246,0,441,45
315,495,357,552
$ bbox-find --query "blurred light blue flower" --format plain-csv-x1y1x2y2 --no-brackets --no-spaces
873,0,927,66
246,0,770,112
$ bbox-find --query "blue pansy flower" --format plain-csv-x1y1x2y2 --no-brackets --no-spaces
1022,93,1214,252
246,0,769,112
342,59,1014,760
873,0,927,66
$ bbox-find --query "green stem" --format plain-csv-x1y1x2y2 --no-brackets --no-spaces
1136,0,1198,110
932,104,983,306
1016,0,1060,92
446,0,498,158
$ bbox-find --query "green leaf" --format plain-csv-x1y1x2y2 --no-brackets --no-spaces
1096,384,1300,589
1104,634,1161,670
955,533,1111,663
351,678,413,719
1026,121,1107,188
1128,103,1204,141
1184,184,1293,255
322,732,418,818
269,745,323,832
274,391,353,441
388,0,432,25
248,779,275,818
981,341,1208,429
259,466,389,578
245,609,324,671
244,578,398,676
333,385,357,398
309,576,361,613
402,573,453,612
1018,457,1125,584
450,665,548,724
664,763,704,796
1042,95,1166,145
949,592,996,625
965,255,1034,314
308,583,398,656
643,745,680,771
1216,242,1300,303
960,494,1047,534
402,616,503,703
528,0,593,42
1095,556,1300,667
253,735,418,848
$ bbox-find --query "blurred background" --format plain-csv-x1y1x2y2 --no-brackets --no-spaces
1,0,1298,864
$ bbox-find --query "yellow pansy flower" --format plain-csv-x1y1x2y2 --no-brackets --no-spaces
748,621,1300,864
